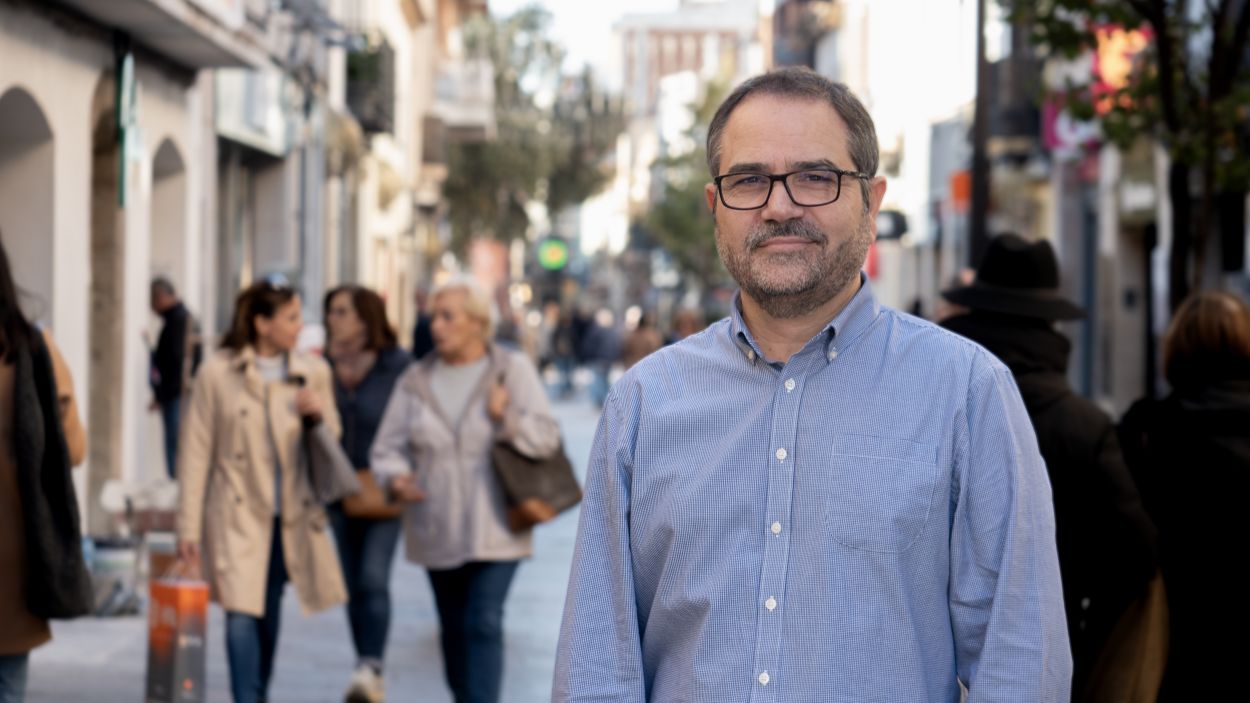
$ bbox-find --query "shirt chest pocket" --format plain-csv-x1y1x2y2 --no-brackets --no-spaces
821,434,940,553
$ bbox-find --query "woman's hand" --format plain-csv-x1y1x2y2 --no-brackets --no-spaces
390,474,426,503
487,378,509,423
177,540,200,564
295,388,322,420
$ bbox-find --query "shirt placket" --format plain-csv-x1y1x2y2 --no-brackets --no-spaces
748,357,808,701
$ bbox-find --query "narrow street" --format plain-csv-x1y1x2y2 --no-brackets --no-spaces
26,398,602,703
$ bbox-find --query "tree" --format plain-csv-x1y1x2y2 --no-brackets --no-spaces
999,0,1250,308
442,6,624,254
644,81,732,300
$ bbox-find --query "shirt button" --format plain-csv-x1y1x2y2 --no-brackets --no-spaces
784,378,795,392
775,448,787,461
771,521,782,535
747,349,756,361
828,347,839,361
758,672,770,686
765,596,777,611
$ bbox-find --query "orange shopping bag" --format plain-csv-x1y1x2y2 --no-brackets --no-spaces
145,568,208,703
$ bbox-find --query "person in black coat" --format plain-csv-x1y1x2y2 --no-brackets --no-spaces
149,277,199,479
941,234,1157,700
1119,290,1250,701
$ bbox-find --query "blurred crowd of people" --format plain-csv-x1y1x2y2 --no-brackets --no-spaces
4,217,1250,702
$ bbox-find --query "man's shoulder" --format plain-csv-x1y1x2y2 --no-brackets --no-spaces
876,307,995,366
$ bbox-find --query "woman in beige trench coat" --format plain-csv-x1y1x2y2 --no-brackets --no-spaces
176,278,346,703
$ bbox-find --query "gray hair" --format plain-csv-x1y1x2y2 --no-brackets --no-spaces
431,275,497,342
706,67,878,209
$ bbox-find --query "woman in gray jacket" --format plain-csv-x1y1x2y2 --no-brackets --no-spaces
371,276,559,703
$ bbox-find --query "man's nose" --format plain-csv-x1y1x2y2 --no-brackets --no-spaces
759,180,804,221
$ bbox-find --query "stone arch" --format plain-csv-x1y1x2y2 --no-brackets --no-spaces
0,86,55,325
150,137,188,287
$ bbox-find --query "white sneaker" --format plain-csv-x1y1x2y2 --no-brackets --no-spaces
344,664,385,703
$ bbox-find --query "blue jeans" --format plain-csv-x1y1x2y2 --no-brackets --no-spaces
0,654,29,703
426,561,520,703
327,505,402,668
159,399,180,479
225,522,287,703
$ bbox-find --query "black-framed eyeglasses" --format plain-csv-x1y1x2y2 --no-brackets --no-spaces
713,168,871,210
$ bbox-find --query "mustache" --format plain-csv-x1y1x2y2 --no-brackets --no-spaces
745,220,828,250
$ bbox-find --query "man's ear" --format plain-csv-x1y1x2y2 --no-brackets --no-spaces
705,182,718,213
867,176,887,221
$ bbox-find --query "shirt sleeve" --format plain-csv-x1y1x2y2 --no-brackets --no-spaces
369,374,417,483
552,389,647,702
949,356,1072,701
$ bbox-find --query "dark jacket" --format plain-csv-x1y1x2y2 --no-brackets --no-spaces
411,315,434,361
1119,378,1250,700
151,302,193,402
331,346,411,469
943,312,1157,694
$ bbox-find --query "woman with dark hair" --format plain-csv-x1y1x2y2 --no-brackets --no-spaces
1119,290,1250,700
322,284,411,703
176,277,346,703
0,233,88,703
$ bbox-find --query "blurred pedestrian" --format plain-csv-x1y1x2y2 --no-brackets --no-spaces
176,277,346,703
555,68,1069,701
551,309,578,399
323,285,411,703
149,276,200,479
581,308,620,408
621,312,663,369
1119,290,1250,701
0,233,88,703
371,275,559,703
942,233,1158,701
665,307,704,345
411,287,434,360
320,285,407,700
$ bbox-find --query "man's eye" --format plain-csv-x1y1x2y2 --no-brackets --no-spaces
798,171,835,183
729,175,765,187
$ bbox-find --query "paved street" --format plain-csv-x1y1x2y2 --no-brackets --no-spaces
26,397,602,703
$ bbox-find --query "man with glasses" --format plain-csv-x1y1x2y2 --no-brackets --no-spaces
553,68,1070,701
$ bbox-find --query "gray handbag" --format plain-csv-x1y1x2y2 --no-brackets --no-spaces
304,422,361,504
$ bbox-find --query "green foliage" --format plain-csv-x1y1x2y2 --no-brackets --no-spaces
441,6,624,254
999,0,1250,192
643,81,732,294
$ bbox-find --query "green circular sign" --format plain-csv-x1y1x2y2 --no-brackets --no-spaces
538,239,569,271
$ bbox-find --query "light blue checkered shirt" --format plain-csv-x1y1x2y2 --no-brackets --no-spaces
553,278,1071,702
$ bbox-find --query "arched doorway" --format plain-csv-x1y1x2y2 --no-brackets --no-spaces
145,137,188,481
150,138,187,284
0,87,55,325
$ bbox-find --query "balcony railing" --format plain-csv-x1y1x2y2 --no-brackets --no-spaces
430,58,496,142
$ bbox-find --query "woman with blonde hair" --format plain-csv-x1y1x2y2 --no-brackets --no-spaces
176,277,346,703
1119,290,1250,700
371,275,560,703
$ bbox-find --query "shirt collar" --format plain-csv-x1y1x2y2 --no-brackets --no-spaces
728,272,881,365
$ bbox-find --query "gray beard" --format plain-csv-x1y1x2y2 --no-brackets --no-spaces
717,217,872,319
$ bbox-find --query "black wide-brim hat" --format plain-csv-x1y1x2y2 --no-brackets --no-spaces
941,234,1085,320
